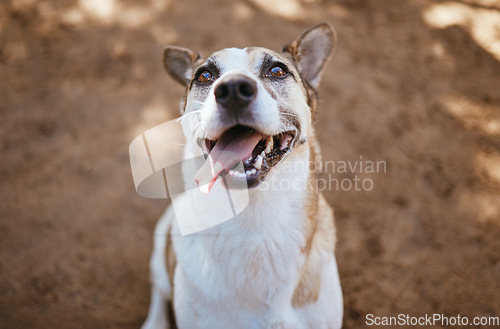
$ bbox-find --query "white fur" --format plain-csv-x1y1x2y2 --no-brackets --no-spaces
142,153,343,329
141,207,174,329
196,49,281,140
184,48,310,143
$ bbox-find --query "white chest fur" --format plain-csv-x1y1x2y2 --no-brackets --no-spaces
142,150,343,329
171,157,313,327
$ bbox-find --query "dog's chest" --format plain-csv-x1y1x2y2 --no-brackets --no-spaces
174,189,307,305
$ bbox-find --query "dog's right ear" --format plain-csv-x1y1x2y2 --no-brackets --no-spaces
163,46,201,86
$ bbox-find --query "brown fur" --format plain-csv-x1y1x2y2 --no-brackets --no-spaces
291,127,336,308
165,226,177,290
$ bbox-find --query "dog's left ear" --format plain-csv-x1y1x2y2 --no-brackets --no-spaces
283,22,337,89
163,46,201,86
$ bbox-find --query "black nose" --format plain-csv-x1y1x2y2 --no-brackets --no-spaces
214,75,257,110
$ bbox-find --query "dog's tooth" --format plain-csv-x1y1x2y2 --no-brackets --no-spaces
246,170,251,176
265,136,273,154
239,172,246,178
254,155,263,170
260,151,266,158
250,169,257,175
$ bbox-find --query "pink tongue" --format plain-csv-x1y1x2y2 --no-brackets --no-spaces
194,129,264,194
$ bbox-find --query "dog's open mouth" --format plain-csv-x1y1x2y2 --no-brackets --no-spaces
195,125,295,191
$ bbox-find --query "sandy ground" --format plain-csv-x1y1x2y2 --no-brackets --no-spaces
1,0,500,328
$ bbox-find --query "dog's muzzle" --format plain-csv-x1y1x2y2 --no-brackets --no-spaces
195,74,297,191
214,74,257,112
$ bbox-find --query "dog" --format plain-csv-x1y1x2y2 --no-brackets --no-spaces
141,22,343,329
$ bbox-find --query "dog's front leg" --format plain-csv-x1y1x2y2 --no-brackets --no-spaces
141,287,169,329
141,210,175,329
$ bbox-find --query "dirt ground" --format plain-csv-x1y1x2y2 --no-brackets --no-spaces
1,0,500,328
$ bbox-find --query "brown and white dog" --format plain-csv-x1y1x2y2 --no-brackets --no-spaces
141,22,342,329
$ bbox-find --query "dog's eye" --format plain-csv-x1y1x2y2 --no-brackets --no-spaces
197,70,214,83
269,65,287,78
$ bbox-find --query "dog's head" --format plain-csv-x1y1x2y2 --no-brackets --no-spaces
164,23,336,189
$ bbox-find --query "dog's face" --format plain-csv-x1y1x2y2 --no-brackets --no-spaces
164,23,336,189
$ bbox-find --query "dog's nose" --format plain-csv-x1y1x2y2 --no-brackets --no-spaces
214,75,257,110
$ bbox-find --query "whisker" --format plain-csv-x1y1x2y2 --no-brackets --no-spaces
192,121,202,133
182,109,202,116
176,109,202,123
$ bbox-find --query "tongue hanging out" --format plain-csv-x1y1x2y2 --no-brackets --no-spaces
194,127,264,194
